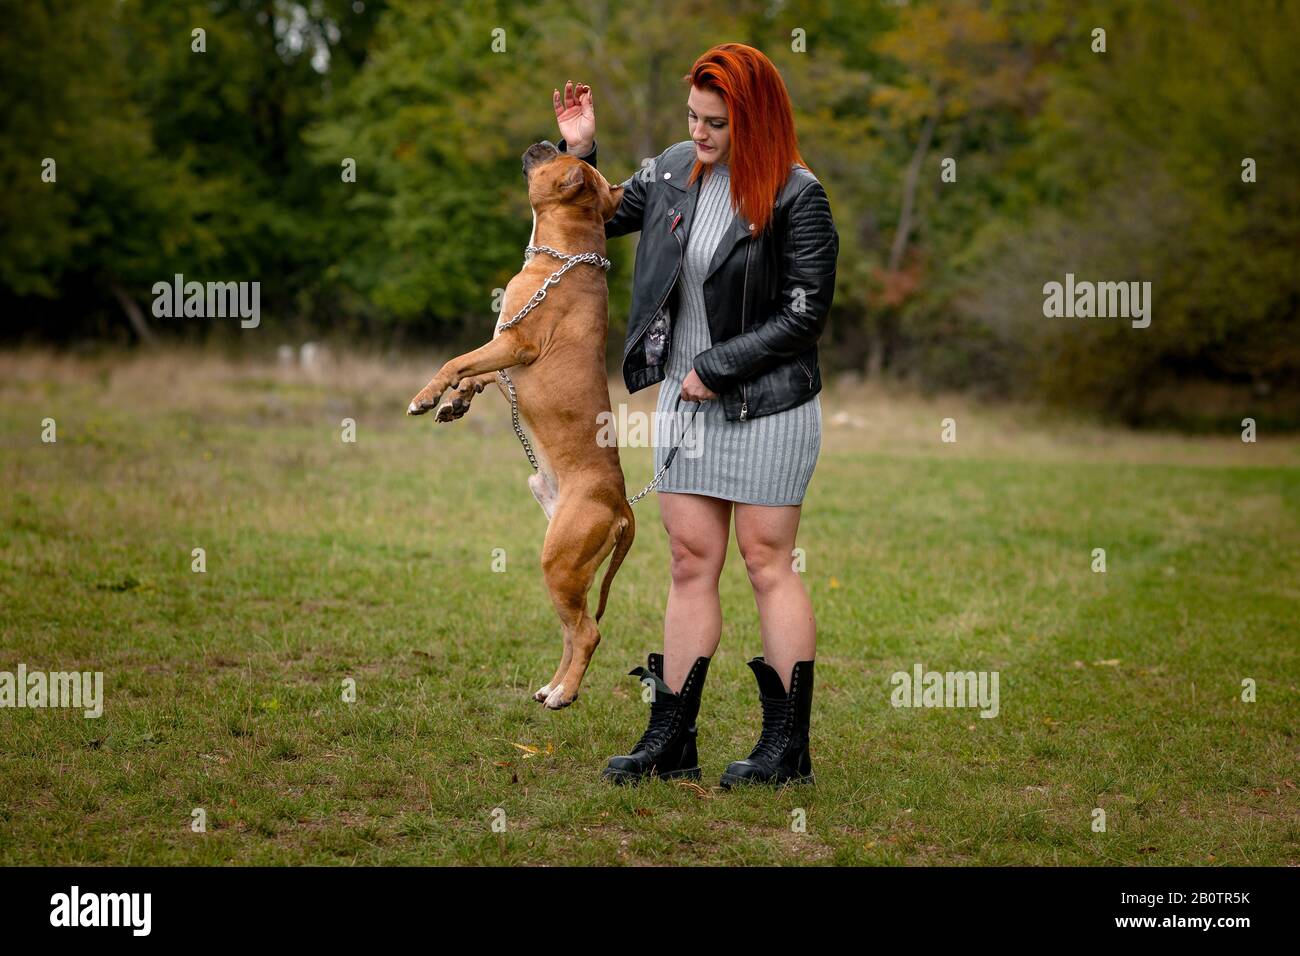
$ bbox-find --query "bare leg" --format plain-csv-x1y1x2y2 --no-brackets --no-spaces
658,492,732,692
733,503,815,692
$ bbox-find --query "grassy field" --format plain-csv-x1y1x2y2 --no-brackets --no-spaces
0,347,1296,866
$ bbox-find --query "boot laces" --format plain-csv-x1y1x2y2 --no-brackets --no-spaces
633,695,680,754
749,694,794,762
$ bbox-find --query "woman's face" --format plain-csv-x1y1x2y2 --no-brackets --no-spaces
687,85,731,165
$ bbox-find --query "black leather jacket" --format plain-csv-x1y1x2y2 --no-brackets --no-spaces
559,137,839,421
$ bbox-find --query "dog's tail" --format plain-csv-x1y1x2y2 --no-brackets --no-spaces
594,507,635,623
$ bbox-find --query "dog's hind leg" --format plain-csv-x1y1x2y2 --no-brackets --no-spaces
530,475,570,701
533,629,573,704
535,494,622,709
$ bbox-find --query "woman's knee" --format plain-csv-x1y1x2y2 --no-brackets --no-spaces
739,540,793,594
668,533,725,587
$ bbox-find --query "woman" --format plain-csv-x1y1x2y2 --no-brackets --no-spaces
551,43,838,789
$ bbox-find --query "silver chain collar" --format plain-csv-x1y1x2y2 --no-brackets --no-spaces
495,245,700,505
495,245,611,336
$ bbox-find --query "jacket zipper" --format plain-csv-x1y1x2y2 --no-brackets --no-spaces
739,239,752,420
627,210,684,369
796,355,813,387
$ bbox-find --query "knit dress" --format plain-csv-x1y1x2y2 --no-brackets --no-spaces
651,160,822,506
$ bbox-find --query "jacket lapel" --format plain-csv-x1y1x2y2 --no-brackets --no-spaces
661,153,752,282
704,214,753,283
659,150,797,283
660,148,700,245
703,165,803,281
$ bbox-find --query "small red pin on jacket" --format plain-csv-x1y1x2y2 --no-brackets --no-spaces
670,212,682,233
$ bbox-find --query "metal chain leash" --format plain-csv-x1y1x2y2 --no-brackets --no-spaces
496,245,700,506
625,398,701,505
498,366,539,471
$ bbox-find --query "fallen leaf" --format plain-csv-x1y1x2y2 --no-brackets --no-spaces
491,738,542,757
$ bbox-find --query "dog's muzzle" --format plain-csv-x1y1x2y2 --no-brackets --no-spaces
522,140,560,177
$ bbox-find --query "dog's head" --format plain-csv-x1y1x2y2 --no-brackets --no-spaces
522,141,623,223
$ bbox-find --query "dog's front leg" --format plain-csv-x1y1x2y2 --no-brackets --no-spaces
434,372,498,422
407,331,540,416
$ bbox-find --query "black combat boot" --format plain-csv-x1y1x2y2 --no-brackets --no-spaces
719,657,815,789
602,652,711,785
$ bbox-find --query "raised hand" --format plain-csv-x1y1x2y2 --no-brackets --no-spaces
553,80,595,153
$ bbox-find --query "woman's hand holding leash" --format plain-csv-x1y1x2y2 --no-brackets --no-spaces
680,368,718,402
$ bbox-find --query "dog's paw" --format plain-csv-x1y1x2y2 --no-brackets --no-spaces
532,683,551,703
436,396,471,422
543,684,576,710
407,379,448,416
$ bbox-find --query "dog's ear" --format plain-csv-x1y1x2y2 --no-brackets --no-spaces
600,184,625,222
558,163,587,197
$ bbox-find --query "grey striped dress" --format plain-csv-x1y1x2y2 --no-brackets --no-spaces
651,161,822,506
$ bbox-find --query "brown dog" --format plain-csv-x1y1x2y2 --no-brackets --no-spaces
407,141,632,710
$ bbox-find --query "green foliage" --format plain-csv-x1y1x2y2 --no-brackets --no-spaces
0,0,1295,423
304,0,537,326
895,0,1300,418
0,2,219,299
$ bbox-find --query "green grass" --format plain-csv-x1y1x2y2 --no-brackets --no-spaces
0,349,1297,866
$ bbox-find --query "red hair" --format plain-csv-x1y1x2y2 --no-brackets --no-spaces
683,43,808,238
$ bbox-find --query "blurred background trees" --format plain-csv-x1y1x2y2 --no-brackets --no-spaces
1,0,1295,427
